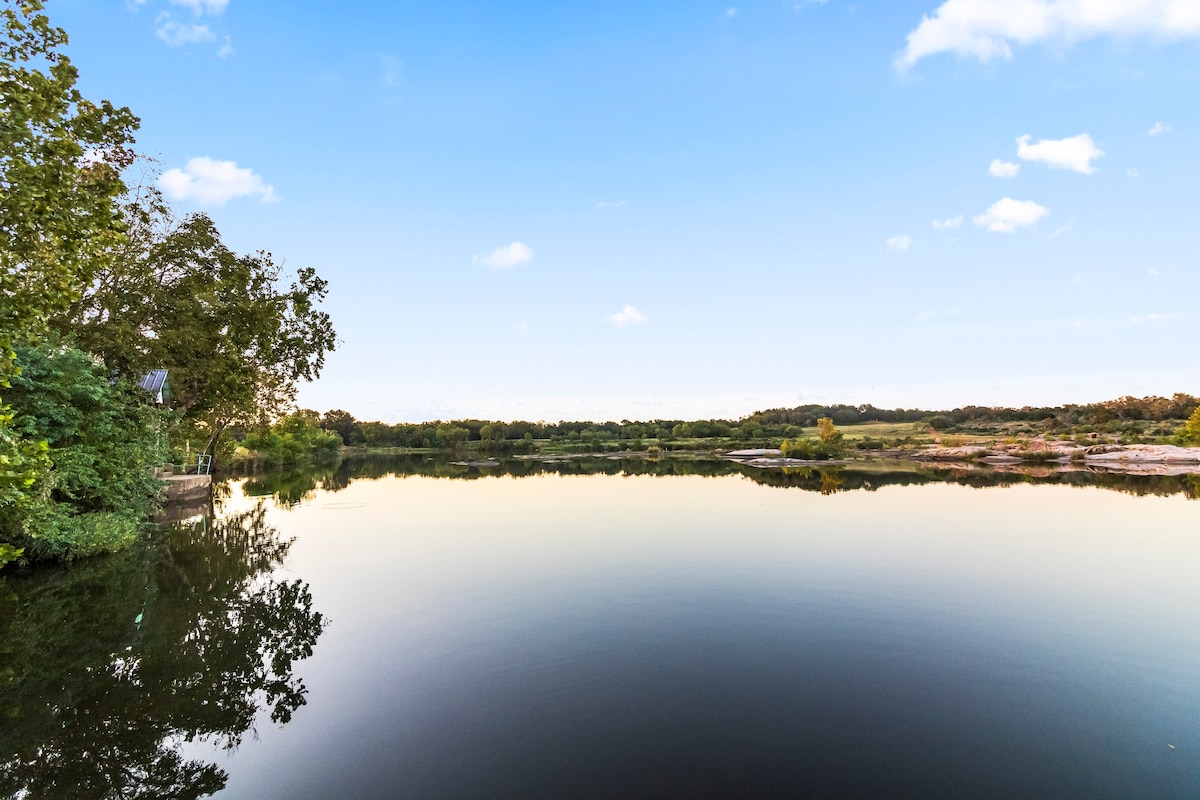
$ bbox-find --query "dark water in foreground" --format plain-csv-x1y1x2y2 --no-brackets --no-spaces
2,456,1199,799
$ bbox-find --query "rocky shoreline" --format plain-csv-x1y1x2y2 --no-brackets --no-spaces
909,441,1200,475
722,442,1200,475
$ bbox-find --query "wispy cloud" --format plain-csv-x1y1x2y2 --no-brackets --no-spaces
159,157,279,205
145,1,230,54
170,0,228,13
886,235,912,252
932,215,963,230
607,304,647,327
1017,134,1103,174
1128,312,1179,325
596,200,626,209
974,197,1048,233
1045,220,1074,238
476,242,534,269
898,0,1200,69
724,7,737,18
1126,167,1141,178
1147,121,1172,136
156,20,215,46
989,159,1019,178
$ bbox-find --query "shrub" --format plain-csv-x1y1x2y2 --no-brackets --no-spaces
782,436,846,460
1179,408,1200,446
1,341,167,561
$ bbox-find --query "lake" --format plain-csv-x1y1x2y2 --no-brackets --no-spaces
3,456,1199,799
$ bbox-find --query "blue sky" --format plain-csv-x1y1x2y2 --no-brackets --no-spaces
55,0,1199,421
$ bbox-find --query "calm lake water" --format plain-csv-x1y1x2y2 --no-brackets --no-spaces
3,456,1199,799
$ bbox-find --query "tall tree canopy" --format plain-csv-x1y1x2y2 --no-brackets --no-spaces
54,184,337,455
0,0,137,373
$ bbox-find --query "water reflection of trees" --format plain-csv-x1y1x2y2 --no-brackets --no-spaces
0,503,327,799
236,453,1199,506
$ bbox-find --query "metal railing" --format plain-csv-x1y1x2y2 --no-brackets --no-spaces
173,454,213,476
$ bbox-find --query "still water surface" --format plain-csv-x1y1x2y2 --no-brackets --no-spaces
3,457,1199,798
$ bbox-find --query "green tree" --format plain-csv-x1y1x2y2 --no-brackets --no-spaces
242,411,342,467
1179,407,1200,446
321,408,360,445
57,197,337,456
0,0,137,370
0,0,138,562
816,417,843,444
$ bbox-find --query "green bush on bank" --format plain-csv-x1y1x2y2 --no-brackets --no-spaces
0,341,167,562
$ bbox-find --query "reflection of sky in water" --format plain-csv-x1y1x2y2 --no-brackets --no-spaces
204,476,1200,799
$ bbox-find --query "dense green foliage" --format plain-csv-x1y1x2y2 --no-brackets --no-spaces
0,341,166,560
241,411,342,467
0,0,137,370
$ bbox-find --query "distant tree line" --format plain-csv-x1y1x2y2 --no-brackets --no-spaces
305,393,1198,453
743,394,1198,427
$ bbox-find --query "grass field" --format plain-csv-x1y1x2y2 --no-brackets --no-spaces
833,422,928,440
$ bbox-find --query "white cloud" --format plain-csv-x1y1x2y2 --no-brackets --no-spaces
596,200,626,209
898,0,1200,68
989,158,1020,178
171,0,229,14
1148,268,1159,276
159,157,279,205
156,20,215,45
1016,133,1103,174
217,35,233,58
476,242,534,269
886,235,912,252
607,304,647,327
973,197,1048,232
724,7,737,18
1147,121,1171,136
1126,167,1140,177
932,214,964,230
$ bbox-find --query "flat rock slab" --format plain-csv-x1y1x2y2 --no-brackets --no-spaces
163,474,211,500
1084,445,1200,464
726,449,783,458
